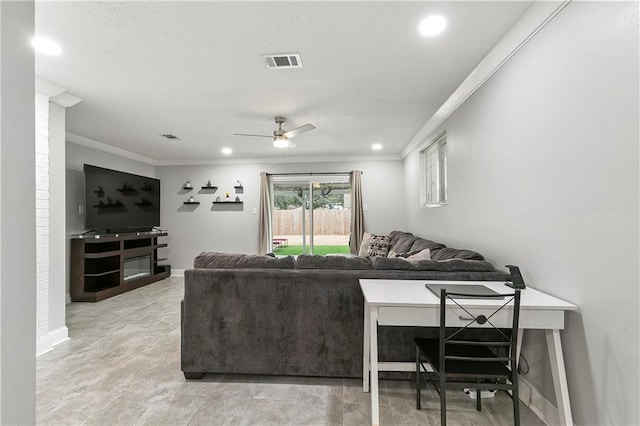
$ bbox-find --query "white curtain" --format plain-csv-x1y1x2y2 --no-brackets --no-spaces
258,172,272,254
349,170,366,254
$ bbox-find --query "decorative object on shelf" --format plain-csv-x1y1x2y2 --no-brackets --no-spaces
95,197,123,208
225,192,230,201
184,181,192,189
141,182,153,192
117,183,135,192
134,198,152,206
235,196,241,202
94,185,104,195
183,196,200,205
216,196,221,202
201,180,218,190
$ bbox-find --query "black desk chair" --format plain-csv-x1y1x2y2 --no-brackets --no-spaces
415,288,521,426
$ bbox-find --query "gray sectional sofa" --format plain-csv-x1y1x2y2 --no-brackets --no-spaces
181,231,510,379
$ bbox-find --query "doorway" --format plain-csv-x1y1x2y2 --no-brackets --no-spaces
271,175,351,255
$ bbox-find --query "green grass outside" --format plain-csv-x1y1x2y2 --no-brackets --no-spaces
274,245,350,256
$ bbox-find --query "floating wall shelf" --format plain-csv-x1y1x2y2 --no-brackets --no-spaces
183,201,200,205
213,201,243,204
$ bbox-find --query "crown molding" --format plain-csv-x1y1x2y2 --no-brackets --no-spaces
154,154,402,167
35,76,82,107
400,0,571,158
66,132,158,165
66,131,401,167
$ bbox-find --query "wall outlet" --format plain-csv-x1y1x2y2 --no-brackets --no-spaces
252,207,257,215
363,204,368,211
78,205,84,215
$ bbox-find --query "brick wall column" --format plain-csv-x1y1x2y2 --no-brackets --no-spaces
35,93,51,355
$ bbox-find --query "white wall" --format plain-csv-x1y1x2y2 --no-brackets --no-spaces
156,159,405,270
0,1,36,423
403,2,638,425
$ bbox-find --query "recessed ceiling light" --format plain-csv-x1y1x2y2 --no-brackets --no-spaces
221,147,232,155
372,143,383,151
419,15,447,37
31,37,61,55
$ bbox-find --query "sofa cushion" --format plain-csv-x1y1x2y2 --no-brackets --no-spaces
388,231,416,253
409,238,447,253
366,234,391,258
372,257,496,272
430,247,485,261
194,252,295,269
296,255,372,270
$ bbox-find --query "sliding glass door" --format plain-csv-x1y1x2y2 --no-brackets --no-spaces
271,175,351,255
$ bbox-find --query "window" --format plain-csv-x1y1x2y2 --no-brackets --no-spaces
421,133,447,206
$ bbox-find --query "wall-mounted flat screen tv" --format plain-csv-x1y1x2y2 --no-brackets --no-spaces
84,164,160,233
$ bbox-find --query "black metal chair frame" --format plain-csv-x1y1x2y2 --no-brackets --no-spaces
415,288,521,426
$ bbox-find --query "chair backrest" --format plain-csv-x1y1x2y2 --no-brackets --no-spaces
439,288,521,370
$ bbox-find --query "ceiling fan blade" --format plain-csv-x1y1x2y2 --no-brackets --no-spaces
283,123,315,139
233,133,273,138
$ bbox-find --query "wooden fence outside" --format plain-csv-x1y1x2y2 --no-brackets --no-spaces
273,208,351,235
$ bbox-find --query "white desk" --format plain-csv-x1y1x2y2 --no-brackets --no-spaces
360,279,577,426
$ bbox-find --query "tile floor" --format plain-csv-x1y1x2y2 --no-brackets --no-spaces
36,276,546,425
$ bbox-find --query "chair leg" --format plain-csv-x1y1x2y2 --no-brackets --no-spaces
415,346,421,410
440,374,446,426
476,387,481,411
512,376,521,426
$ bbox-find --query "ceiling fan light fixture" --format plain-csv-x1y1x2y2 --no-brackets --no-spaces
273,136,289,149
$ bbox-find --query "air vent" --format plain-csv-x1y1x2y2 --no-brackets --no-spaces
262,53,303,69
162,134,181,140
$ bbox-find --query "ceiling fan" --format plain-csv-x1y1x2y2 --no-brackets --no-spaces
233,116,316,148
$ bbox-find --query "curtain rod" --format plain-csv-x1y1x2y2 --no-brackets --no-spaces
266,171,362,176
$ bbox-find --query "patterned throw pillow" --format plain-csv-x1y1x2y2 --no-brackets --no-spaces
366,234,391,258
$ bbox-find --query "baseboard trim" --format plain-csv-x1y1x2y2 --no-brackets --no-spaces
49,326,69,346
36,326,70,357
171,269,185,277
36,336,53,357
519,376,563,425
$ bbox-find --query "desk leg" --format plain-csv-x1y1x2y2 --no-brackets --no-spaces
546,329,573,426
363,301,370,392
516,328,524,368
370,307,379,426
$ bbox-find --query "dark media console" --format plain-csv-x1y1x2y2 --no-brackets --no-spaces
70,231,170,302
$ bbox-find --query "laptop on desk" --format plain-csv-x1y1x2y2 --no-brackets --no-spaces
425,283,504,299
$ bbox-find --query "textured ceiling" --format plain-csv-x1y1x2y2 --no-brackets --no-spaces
35,1,531,163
